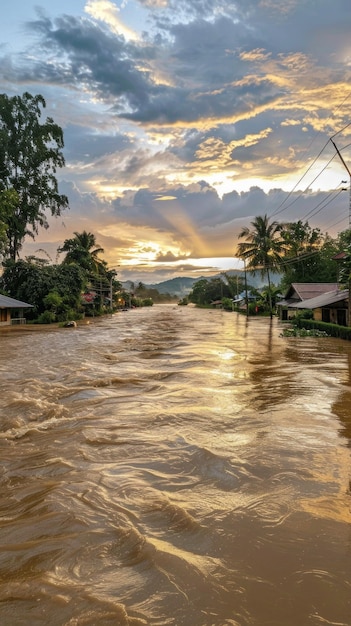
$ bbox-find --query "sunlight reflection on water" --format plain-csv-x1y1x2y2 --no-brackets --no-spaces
0,305,350,626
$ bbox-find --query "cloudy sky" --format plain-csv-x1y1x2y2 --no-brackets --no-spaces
1,0,351,283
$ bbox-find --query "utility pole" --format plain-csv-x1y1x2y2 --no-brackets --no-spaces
330,139,351,227
330,138,351,325
244,258,249,318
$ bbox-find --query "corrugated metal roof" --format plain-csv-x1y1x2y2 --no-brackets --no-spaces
0,294,33,308
291,289,348,310
288,283,339,301
277,298,299,307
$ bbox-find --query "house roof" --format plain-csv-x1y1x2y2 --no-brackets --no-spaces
0,294,34,308
291,289,349,310
332,251,347,260
284,282,339,301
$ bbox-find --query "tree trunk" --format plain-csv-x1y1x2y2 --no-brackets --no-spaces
267,268,273,319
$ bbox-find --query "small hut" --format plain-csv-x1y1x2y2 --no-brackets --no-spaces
0,294,34,326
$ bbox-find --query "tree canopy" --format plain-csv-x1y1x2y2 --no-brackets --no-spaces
0,92,69,259
236,214,286,317
58,230,105,273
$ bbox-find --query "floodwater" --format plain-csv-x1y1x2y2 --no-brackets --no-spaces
0,304,350,626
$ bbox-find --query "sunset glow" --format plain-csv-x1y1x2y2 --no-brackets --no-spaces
1,0,350,283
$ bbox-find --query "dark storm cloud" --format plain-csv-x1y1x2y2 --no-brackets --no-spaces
111,181,348,243
111,183,229,233
14,1,349,134
19,10,282,126
25,13,155,107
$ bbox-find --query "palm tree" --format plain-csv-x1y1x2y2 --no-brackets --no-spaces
59,231,109,307
236,215,285,318
59,231,105,273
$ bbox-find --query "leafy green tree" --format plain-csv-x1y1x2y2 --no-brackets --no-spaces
337,229,351,287
189,279,208,305
0,189,18,259
58,230,105,271
281,220,321,257
279,230,339,290
0,257,86,319
237,214,285,318
0,92,69,259
280,220,324,286
337,228,351,250
141,298,153,307
0,258,54,317
58,230,110,309
188,277,231,305
222,272,245,297
259,284,282,312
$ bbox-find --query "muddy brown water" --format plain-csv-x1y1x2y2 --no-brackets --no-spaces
0,305,350,625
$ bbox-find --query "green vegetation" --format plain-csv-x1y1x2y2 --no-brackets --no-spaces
178,296,189,306
187,217,351,335
0,92,173,323
132,282,177,306
0,92,68,260
292,318,351,341
188,277,233,305
0,256,87,322
237,214,285,318
281,327,329,337
0,235,172,322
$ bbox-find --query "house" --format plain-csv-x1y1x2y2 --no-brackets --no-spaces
211,300,223,308
232,291,257,307
277,283,349,326
277,283,339,321
292,289,349,326
0,294,34,326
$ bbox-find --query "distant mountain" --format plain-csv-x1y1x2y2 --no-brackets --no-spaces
147,277,198,295
151,271,281,295
121,271,281,297
120,277,197,296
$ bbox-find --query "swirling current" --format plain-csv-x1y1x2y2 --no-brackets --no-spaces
0,304,350,626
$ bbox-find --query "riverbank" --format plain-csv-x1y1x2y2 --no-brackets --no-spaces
0,315,107,333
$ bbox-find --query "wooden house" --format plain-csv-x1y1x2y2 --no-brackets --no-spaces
277,283,349,326
0,294,34,326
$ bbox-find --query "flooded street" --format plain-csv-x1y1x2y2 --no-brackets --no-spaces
0,304,350,625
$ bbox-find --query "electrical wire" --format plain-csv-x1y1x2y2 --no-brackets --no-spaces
301,189,344,221
270,139,332,217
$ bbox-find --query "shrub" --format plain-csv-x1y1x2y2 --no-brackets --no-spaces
294,318,351,341
36,310,56,324
142,298,153,307
291,310,313,324
221,297,233,311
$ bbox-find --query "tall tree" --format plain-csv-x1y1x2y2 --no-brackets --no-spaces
280,220,324,286
237,214,285,318
58,230,105,273
0,257,86,318
0,189,16,259
58,230,110,306
0,92,69,259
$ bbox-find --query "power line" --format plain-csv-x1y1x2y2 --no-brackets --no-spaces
323,215,349,232
269,92,351,222
270,140,332,217
301,188,344,221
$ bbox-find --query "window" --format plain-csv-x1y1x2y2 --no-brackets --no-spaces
337,309,347,327
322,308,330,323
